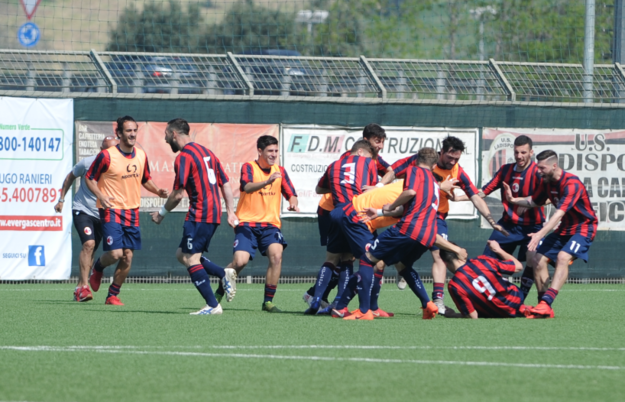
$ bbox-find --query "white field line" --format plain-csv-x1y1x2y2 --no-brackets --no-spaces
0,345,621,371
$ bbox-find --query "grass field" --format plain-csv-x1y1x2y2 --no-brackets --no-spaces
1,282,624,402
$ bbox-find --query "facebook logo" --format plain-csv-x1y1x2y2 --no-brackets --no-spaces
28,246,45,266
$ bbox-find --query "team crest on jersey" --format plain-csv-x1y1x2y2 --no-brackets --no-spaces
106,236,113,246
365,243,371,252
84,227,92,236
512,183,520,192
233,239,239,248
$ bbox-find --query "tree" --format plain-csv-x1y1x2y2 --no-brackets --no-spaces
106,1,204,53
201,0,307,54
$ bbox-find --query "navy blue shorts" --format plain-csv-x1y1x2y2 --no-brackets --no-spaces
317,206,332,247
482,220,543,262
537,232,592,263
429,218,448,251
72,210,102,249
179,221,218,254
369,226,430,268
326,205,375,258
102,221,141,251
233,225,287,260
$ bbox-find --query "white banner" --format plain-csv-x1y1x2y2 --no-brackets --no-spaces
282,125,479,218
481,128,625,231
0,97,74,279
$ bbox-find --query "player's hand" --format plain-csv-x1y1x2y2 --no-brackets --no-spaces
527,232,542,252
266,172,282,185
157,188,169,198
227,213,239,228
99,195,115,209
54,201,64,213
478,190,486,199
150,211,164,224
502,182,513,202
287,203,300,212
362,184,378,192
487,240,503,254
357,207,378,223
492,223,510,237
439,175,460,195
457,248,468,262
516,206,528,216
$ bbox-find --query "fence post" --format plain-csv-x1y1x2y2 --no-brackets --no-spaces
133,64,143,94
62,62,71,93
359,56,386,98
170,68,179,95
90,49,116,93
488,58,516,101
281,69,291,96
436,69,446,100
317,69,328,97
227,52,254,96
26,63,35,92
204,65,217,95
397,69,406,99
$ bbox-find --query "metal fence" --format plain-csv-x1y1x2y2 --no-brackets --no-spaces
2,49,625,104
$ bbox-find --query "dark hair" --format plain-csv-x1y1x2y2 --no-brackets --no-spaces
514,135,533,149
167,118,190,136
115,116,137,135
536,149,558,163
257,135,278,151
417,147,438,167
441,136,465,154
439,242,460,264
351,139,375,155
362,123,386,140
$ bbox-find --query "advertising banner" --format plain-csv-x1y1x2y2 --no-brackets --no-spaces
481,128,625,230
0,97,73,279
75,121,279,211
282,125,479,218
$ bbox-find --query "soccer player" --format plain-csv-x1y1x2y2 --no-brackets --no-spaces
340,147,468,320
308,123,391,307
85,116,168,305
383,136,508,315
55,135,119,302
440,240,526,319
314,140,379,319
503,150,598,318
150,118,238,315
218,135,298,313
479,135,545,302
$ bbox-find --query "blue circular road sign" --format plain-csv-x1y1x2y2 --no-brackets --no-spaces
17,22,40,48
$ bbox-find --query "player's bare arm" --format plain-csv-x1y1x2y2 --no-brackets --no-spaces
85,177,114,208
527,209,565,252
433,235,468,261
470,194,510,237
143,179,168,198
358,204,404,223
384,189,416,213
150,188,184,224
487,240,523,272
379,168,396,185
54,171,77,213
219,181,239,228
243,171,282,193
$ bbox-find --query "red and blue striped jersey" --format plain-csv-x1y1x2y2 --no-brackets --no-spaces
448,256,522,318
340,150,389,177
532,171,597,239
317,155,378,206
392,155,478,219
174,142,229,223
98,208,140,227
482,162,545,226
395,166,439,247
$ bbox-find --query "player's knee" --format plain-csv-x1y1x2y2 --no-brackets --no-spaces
122,249,133,264
269,253,282,267
107,249,124,261
82,240,95,253
556,252,572,267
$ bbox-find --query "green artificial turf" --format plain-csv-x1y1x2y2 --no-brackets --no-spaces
1,283,624,402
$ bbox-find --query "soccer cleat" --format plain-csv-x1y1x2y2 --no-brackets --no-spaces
105,295,124,306
371,308,394,318
519,304,533,317
527,301,555,319
190,304,223,315
331,307,350,318
304,297,322,315
89,265,103,292
343,309,375,320
421,301,439,320
396,273,407,291
303,292,314,306
433,298,447,315
73,286,93,302
316,302,336,315
222,268,237,302
441,305,459,318
262,301,282,313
